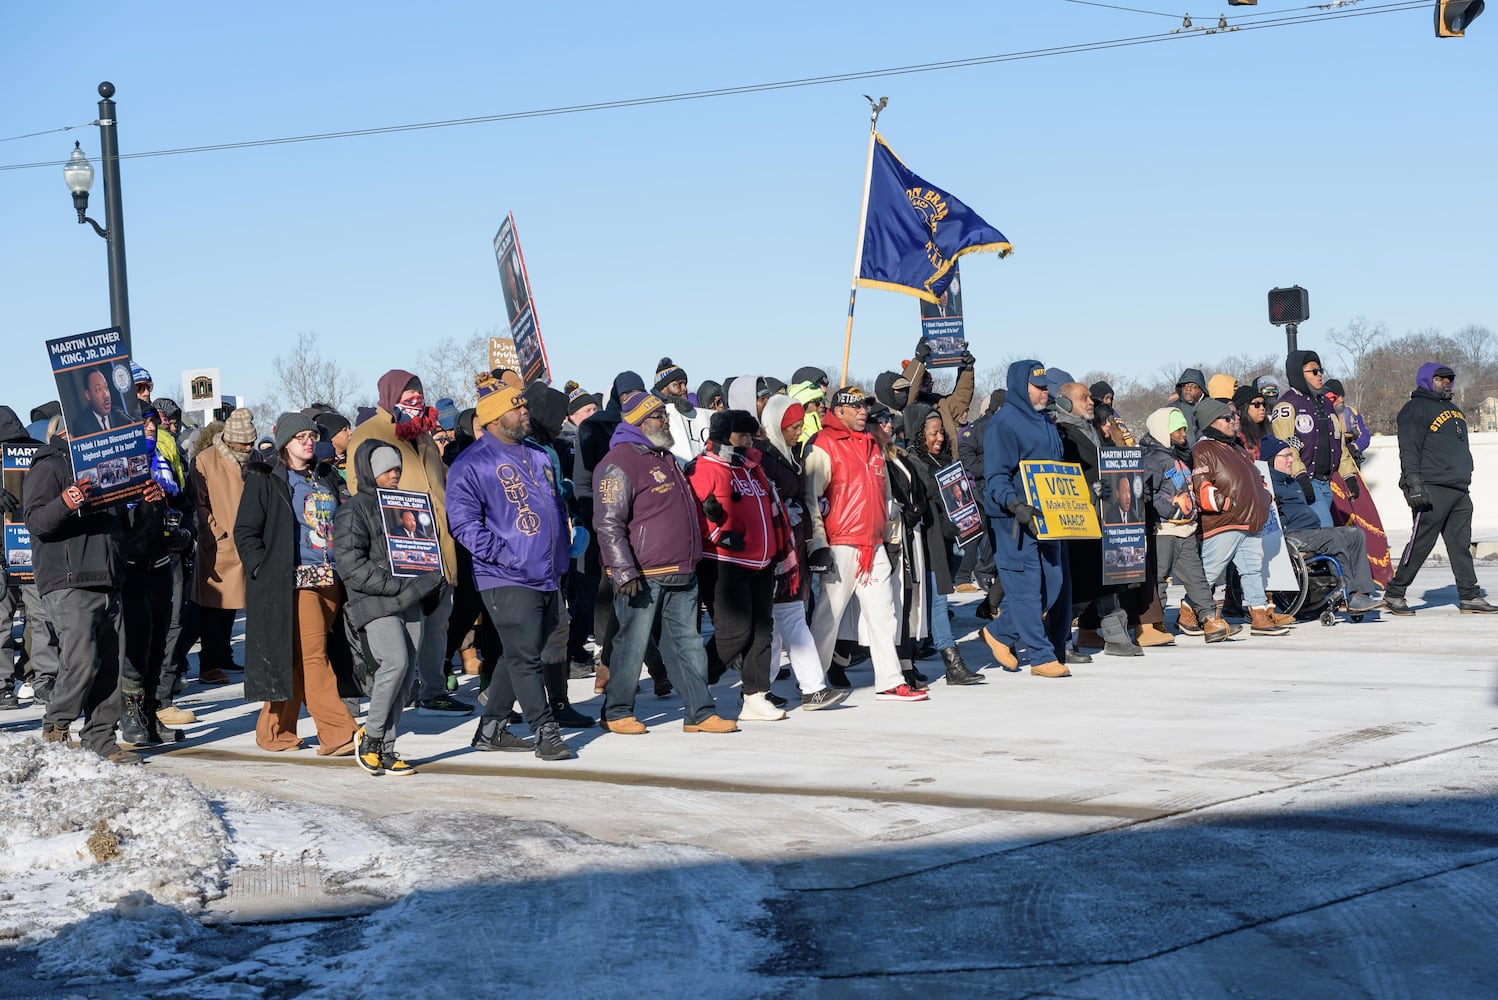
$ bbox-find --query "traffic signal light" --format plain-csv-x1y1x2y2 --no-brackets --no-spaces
1267,286,1310,327
1436,0,1484,36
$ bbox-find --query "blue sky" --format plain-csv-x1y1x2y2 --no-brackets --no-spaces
2,1,1493,412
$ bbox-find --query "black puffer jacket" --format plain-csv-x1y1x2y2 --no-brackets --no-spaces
333,439,444,630
22,437,124,596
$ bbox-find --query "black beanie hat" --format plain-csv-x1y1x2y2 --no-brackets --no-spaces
708,408,760,443
654,357,688,393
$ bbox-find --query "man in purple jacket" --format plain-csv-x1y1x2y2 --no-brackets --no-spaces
446,372,575,761
594,390,736,735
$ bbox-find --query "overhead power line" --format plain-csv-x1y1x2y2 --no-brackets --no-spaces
0,1,1429,174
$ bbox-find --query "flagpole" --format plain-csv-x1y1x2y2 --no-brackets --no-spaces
840,96,887,388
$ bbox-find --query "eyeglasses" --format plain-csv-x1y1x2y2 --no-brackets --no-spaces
292,431,318,443
641,411,668,423
1306,368,1324,376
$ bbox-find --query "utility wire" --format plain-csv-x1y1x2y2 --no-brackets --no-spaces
0,121,101,144
0,1,1427,174
1058,0,1183,18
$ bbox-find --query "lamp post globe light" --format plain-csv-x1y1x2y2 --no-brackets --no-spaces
63,81,132,342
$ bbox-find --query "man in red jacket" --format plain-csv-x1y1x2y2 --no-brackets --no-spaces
803,387,928,703
687,409,791,721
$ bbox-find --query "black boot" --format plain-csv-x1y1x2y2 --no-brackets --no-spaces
552,700,597,729
119,693,162,746
941,647,985,685
826,662,852,689
534,722,576,761
470,717,532,752
902,668,929,691
145,697,184,743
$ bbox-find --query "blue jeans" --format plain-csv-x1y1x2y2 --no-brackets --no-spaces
1311,477,1335,528
605,577,717,725
1200,530,1266,608
929,573,955,650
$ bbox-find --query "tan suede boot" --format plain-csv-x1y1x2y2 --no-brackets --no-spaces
1030,660,1072,678
156,704,197,726
1135,623,1176,647
1250,607,1290,636
1203,616,1230,643
683,714,739,734
981,629,1020,671
460,647,482,675
602,715,647,735
1177,601,1203,636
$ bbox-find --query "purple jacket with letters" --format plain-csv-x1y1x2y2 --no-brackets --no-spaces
445,433,568,592
594,422,703,587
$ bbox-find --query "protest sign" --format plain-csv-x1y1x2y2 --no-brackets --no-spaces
181,368,221,422
1099,446,1146,585
493,214,550,385
488,336,520,375
935,461,985,547
46,326,150,507
1019,460,1102,540
378,488,441,577
2,443,37,584
917,260,967,368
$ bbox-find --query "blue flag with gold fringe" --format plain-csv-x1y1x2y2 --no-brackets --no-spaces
857,134,1011,304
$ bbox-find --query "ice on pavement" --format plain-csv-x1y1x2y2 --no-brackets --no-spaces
0,733,777,997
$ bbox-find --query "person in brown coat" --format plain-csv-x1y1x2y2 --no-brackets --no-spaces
191,408,256,685
346,369,471,715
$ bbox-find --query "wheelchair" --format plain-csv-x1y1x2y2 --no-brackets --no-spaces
1223,538,1363,627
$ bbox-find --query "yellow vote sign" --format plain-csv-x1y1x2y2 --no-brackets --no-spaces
1019,461,1102,540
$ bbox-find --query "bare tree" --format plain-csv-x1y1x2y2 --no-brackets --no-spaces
416,331,492,409
255,332,360,417
1326,316,1388,399
1449,324,1495,410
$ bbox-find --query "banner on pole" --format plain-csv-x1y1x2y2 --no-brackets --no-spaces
493,214,550,385
918,260,967,368
1098,447,1146,585
935,460,985,546
378,488,441,577
2,443,37,584
1019,460,1102,540
181,368,222,420
46,326,151,507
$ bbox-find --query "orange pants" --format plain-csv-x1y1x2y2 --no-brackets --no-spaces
256,584,357,753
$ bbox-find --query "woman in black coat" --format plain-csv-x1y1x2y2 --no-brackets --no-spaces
234,413,357,755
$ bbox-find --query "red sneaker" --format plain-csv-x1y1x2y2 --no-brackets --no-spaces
875,684,930,702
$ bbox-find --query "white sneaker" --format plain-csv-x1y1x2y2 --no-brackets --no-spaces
739,692,787,721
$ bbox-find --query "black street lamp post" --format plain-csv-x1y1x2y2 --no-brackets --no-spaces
62,81,132,342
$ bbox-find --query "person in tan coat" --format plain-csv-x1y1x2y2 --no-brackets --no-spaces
191,408,257,685
346,369,472,715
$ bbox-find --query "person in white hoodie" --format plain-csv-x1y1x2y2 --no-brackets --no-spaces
652,357,705,465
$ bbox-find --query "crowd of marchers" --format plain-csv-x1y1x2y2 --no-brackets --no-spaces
0,342,1489,771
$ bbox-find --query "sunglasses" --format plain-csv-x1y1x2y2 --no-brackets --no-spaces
1306,367,1324,376
1249,400,1265,407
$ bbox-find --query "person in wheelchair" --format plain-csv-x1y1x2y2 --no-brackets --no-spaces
1262,437,1385,616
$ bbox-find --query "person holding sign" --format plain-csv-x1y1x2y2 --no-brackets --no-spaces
980,361,1071,678
1190,399,1290,638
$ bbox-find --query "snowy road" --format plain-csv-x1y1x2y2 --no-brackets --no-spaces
2,562,1497,997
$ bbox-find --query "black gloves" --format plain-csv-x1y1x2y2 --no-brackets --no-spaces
1402,476,1433,512
1345,475,1361,502
0,488,18,516
1296,473,1316,505
806,547,834,574
1007,498,1039,538
913,338,932,362
959,349,976,369
1095,478,1113,504
701,493,727,524
718,530,745,551
616,577,644,598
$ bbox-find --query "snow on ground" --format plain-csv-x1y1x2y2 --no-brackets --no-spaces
0,734,777,998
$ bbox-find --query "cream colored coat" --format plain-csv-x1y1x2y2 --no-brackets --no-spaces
191,437,249,608
346,409,458,583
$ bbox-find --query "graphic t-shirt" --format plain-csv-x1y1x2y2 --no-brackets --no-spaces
287,467,336,588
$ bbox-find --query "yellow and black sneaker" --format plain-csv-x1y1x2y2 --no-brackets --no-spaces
380,747,416,776
354,726,384,776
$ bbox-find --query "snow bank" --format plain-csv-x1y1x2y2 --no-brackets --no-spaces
0,734,229,947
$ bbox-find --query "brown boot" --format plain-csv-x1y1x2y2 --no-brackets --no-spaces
1250,607,1290,636
1074,629,1104,650
683,714,739,734
602,715,647,735
593,663,610,695
1202,616,1230,643
981,629,1019,671
1177,601,1203,636
1135,623,1176,647
1030,660,1072,678
41,724,69,744
460,647,482,675
1270,609,1297,627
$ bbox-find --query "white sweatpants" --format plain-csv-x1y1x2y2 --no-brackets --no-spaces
770,601,827,695
810,545,904,691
